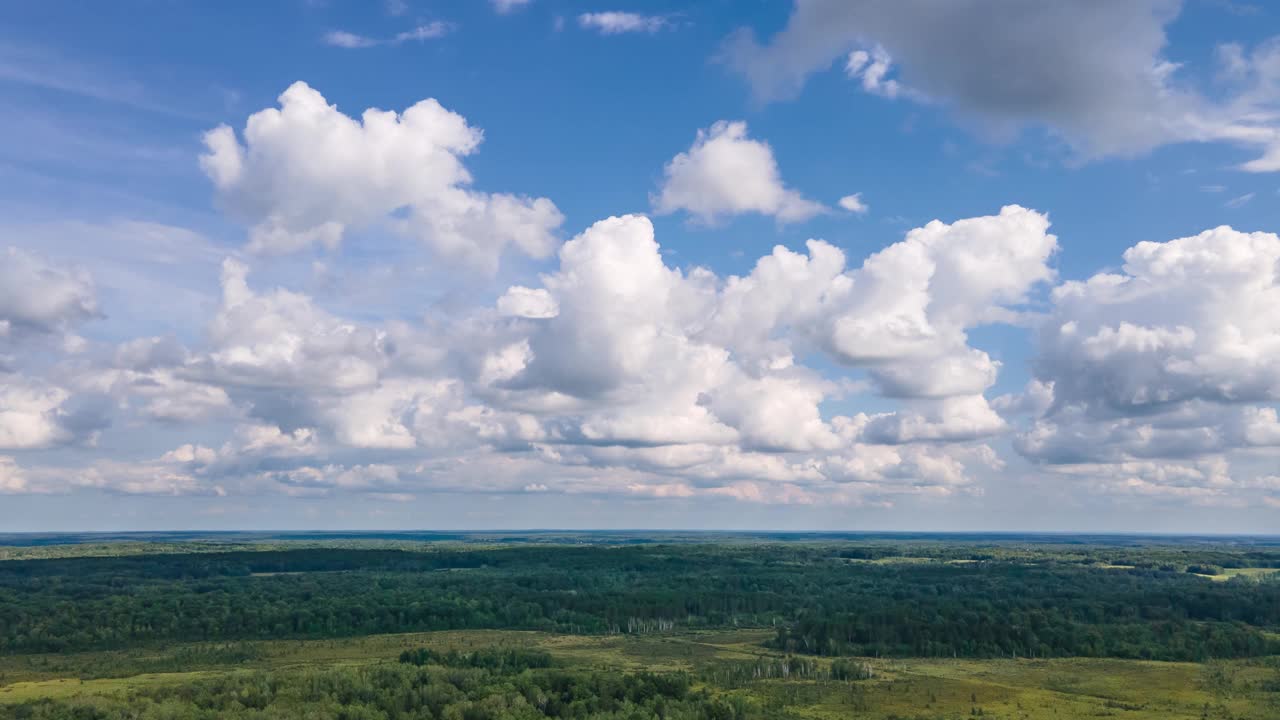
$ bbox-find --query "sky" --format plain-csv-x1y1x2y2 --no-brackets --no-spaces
2,0,1280,533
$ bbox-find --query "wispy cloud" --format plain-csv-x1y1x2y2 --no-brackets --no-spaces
491,0,532,14
394,22,453,43
323,22,454,49
0,41,207,119
323,31,380,49
1226,191,1256,208
578,12,669,35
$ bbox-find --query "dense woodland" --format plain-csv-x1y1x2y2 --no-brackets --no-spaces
2,543,1278,661
6,661,764,720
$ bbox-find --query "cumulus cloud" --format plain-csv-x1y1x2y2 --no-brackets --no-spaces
0,376,79,449
1036,454,1280,508
0,199,1078,510
1037,226,1280,414
90,368,231,424
499,207,1054,450
497,286,559,319
653,121,826,223
0,246,95,347
725,1,1280,168
500,215,741,446
197,258,391,393
261,463,403,498
819,206,1056,393
200,82,562,270
471,208,1056,490
72,460,220,496
1002,224,1280,502
578,12,669,35
860,396,1007,444
0,456,29,493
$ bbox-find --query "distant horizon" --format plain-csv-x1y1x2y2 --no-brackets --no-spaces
4,528,1279,540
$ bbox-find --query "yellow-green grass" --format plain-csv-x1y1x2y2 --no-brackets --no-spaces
1200,567,1280,581
0,671,219,703
3,629,1277,719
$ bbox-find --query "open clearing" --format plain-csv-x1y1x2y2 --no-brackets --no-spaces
4,629,1277,719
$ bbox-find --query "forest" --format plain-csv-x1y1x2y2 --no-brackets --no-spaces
1,535,1278,719
3,542,1279,660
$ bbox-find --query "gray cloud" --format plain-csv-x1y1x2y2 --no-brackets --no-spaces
726,1,1280,168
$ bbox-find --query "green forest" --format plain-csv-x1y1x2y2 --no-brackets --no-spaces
2,535,1278,718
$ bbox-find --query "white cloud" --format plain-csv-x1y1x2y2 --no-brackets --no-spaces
484,208,1053,467
72,460,219,496
1035,455,1280,507
487,207,1054,457
0,376,74,449
232,423,320,457
0,456,29,493
702,372,840,452
394,23,454,43
578,12,668,35
653,121,826,224
491,0,532,14
1226,191,1255,208
0,202,1065,509
262,463,402,497
725,1,1280,169
1006,224,1280,502
86,367,232,423
992,380,1055,418
0,246,95,347
820,205,1056,390
837,193,868,214
1038,226,1280,414
194,258,390,396
859,396,1007,444
323,31,379,49
844,46,904,98
501,215,740,447
321,378,461,450
324,22,454,49
201,82,562,270
497,286,559,319
160,443,218,465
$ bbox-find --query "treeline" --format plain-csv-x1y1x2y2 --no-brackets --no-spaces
4,663,775,720
771,612,1277,661
702,657,875,688
1,544,1278,660
399,647,554,672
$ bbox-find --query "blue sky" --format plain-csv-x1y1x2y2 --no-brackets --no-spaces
2,0,1280,532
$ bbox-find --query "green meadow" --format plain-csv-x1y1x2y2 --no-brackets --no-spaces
3,629,1278,718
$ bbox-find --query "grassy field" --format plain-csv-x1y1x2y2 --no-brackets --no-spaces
3,629,1277,719
1204,567,1280,581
